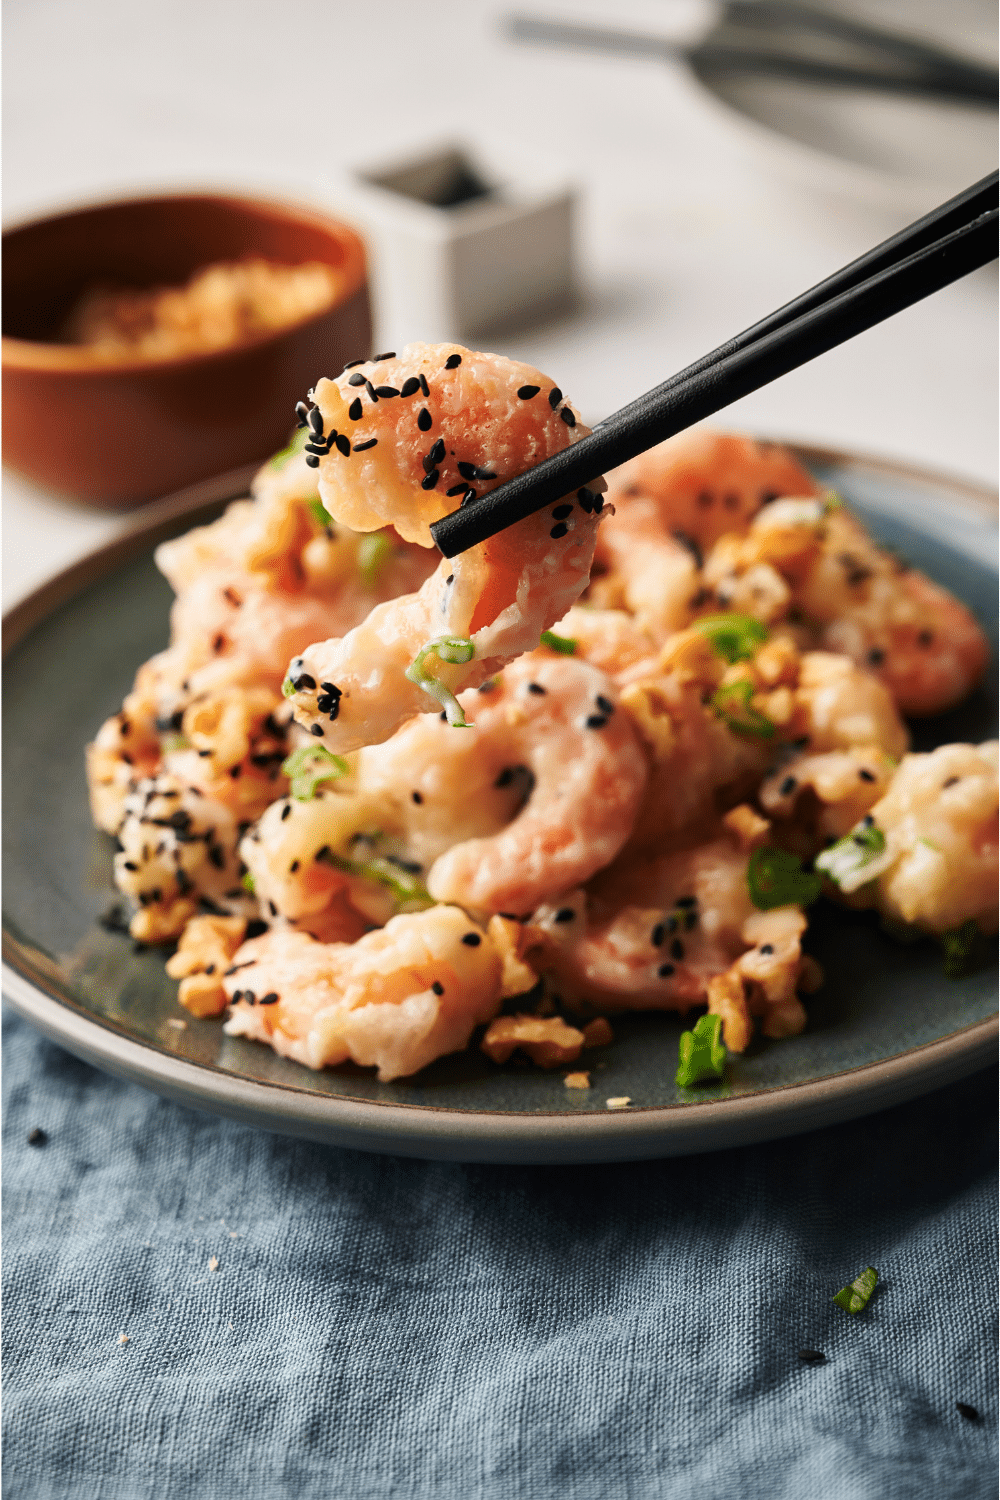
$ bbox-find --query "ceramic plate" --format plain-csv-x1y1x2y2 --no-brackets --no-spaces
3,450,997,1163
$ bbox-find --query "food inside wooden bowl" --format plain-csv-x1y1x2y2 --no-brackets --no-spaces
2,194,371,509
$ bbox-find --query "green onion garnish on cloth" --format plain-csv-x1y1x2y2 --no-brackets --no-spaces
832,1266,878,1313
406,637,475,726
692,613,768,663
282,745,348,800
675,1013,726,1087
747,847,822,910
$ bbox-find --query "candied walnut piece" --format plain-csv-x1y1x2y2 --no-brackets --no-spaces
582,1017,614,1049
723,803,771,851
705,969,751,1052
481,1014,584,1068
486,915,545,998
129,896,199,946
166,915,248,1017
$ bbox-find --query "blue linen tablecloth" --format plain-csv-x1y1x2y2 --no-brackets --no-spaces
3,1007,996,1500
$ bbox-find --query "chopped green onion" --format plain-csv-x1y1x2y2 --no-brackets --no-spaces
268,427,309,471
748,847,822,911
357,531,392,590
540,630,577,655
711,679,775,739
832,1266,878,1314
281,677,296,699
693,613,768,663
405,637,475,727
281,745,348,801
323,845,433,909
821,489,843,514
675,1013,727,1087
815,819,889,893
161,734,192,753
941,919,979,978
241,871,256,894
308,497,333,529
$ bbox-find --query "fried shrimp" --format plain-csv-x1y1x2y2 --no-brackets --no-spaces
519,830,820,1050
283,343,605,752
591,430,819,629
704,497,988,716
222,905,503,1080
816,742,998,935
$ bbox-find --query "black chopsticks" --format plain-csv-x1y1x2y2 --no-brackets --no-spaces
430,172,998,559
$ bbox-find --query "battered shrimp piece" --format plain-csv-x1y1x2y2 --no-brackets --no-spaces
760,744,899,856
87,707,161,835
418,653,648,914
161,686,291,823
817,742,998,935
222,905,503,1081
113,775,256,943
705,498,988,716
606,429,819,548
284,343,605,752
523,832,819,1049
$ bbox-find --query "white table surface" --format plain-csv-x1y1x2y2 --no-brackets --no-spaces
4,0,997,609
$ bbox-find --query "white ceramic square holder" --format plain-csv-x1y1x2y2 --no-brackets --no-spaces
334,142,577,348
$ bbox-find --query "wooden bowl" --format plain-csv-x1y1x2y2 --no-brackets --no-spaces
2,193,372,509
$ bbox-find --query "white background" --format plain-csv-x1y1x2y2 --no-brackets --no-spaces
3,0,997,606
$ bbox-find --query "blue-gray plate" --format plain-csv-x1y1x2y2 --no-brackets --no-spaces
3,448,997,1163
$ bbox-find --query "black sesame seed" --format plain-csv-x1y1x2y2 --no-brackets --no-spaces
347,372,367,386
295,400,310,424
400,377,421,397
550,523,569,539
259,993,280,1006
123,861,138,872
446,484,467,497
428,438,446,466
411,791,423,805
798,1350,826,1364
245,919,268,939
374,351,396,361
344,358,366,370
365,381,378,401
305,455,320,468
859,769,876,783
867,648,886,666
27,1128,47,1146
445,354,462,369
658,964,675,978
956,1402,980,1422
445,574,454,585
348,398,363,421
458,461,497,481
652,924,665,947
421,470,440,490
310,724,325,737
304,442,327,456
760,943,775,955
417,408,432,432
595,695,615,716
584,714,608,729
670,938,685,961
419,372,430,397
335,434,351,457
229,764,242,778
552,504,573,519
495,768,515,788
517,385,540,399
560,408,576,427
943,776,960,788
577,487,596,513
918,630,933,646
528,683,546,696
375,385,399,398
780,776,797,796
290,672,316,691
593,495,604,513
432,981,445,995
461,932,481,946
684,911,697,931
353,438,378,452
308,407,324,435
440,712,447,721
548,387,562,408
281,804,292,821
458,488,477,506
554,908,575,923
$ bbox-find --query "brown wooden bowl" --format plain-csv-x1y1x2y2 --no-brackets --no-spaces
2,193,372,509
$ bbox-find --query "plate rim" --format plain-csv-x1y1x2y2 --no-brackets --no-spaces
3,446,997,1163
